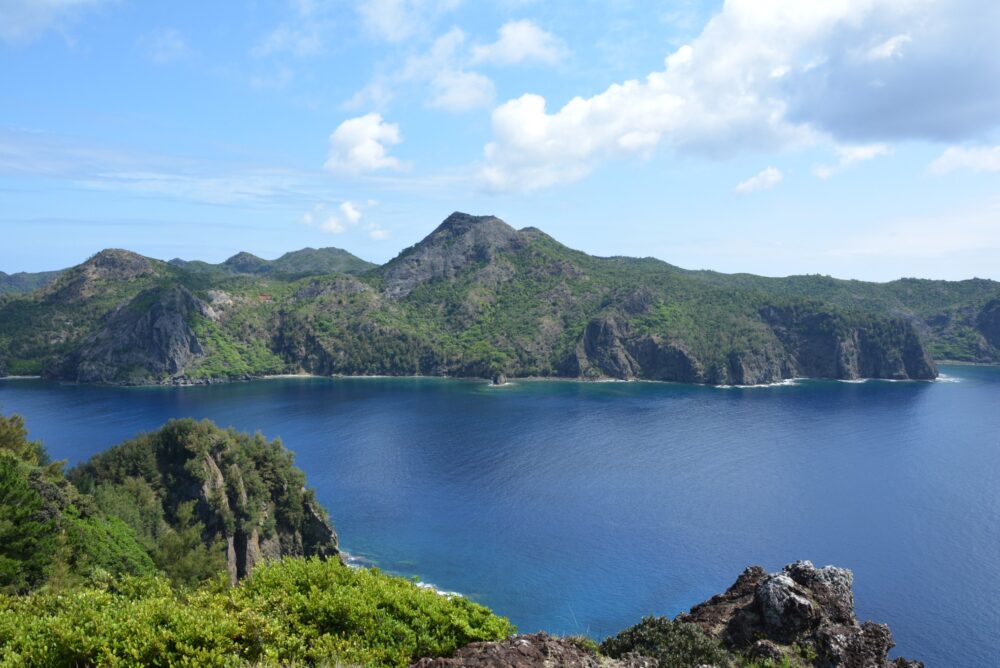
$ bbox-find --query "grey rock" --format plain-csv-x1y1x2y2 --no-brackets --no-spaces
679,561,921,668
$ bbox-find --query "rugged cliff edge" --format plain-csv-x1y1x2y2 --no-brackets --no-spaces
69,418,339,583
2,212,997,386
413,560,922,668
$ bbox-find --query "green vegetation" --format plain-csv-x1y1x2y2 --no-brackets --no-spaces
601,616,741,668
1,215,997,385
0,414,514,666
0,557,513,667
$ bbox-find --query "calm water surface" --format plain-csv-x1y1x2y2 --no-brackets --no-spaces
1,366,998,667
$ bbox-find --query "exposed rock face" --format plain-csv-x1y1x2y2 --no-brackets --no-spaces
69,419,340,584
57,285,209,383
760,306,937,381
381,212,525,299
51,249,155,301
678,560,923,668
410,633,655,668
977,299,1000,349
563,308,936,385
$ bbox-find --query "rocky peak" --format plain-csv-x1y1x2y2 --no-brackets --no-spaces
380,212,525,299
82,249,154,279
223,251,269,274
679,560,922,667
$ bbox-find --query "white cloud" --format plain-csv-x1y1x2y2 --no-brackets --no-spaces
339,200,362,223
480,0,1000,192
139,28,191,64
735,167,782,194
814,143,890,179
300,200,371,235
369,227,390,240
324,113,404,174
929,145,1000,175
863,33,911,61
358,0,461,43
470,20,567,66
353,27,495,113
0,0,108,44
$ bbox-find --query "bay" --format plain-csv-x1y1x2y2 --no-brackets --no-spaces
1,365,998,667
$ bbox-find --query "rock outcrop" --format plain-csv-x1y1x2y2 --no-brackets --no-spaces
380,212,526,299
415,561,921,668
411,633,654,668
977,298,1000,349
562,308,936,385
678,560,922,668
69,419,340,583
56,285,210,383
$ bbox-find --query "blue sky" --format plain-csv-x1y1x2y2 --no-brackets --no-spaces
1,0,999,281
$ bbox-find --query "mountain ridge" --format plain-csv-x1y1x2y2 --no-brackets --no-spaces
1,212,997,384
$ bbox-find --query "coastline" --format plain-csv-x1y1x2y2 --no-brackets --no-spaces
2,360,981,389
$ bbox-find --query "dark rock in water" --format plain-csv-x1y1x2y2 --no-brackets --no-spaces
410,633,655,668
491,372,507,386
55,285,210,383
678,560,923,667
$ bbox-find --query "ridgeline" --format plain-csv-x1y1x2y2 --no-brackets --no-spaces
1,212,997,386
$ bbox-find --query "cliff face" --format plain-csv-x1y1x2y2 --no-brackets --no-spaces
56,285,210,383
561,307,936,385
69,419,339,583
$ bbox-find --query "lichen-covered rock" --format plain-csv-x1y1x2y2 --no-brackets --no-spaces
679,561,922,668
410,633,656,668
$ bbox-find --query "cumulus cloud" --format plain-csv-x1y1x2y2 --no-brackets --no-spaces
358,0,461,43
299,200,387,237
480,0,1000,192
470,20,567,66
735,167,783,194
352,27,495,113
324,113,404,174
929,145,1000,175
0,0,108,43
139,28,191,64
814,144,890,179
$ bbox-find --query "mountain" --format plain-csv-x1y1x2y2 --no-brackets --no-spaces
169,246,375,277
0,269,64,295
1,212,998,385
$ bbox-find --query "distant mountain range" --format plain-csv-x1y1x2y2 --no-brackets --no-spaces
1,212,997,385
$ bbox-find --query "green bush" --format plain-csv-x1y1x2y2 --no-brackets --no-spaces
0,557,515,667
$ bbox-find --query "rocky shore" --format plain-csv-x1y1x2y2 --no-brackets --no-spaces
412,561,923,668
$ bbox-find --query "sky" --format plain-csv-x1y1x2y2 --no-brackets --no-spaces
1,0,999,281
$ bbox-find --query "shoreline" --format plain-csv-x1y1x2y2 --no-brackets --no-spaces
0,365,976,389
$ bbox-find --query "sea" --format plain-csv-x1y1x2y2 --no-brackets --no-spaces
1,364,997,667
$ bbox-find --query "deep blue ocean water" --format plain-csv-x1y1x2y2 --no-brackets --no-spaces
1,365,998,667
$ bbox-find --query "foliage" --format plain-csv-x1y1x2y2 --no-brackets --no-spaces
0,557,514,667
600,616,739,668
0,415,156,594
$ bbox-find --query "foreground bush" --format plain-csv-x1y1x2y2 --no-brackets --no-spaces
0,557,515,667
600,616,739,668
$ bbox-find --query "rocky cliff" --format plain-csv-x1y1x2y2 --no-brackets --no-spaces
69,419,339,583
55,285,211,383
413,560,922,668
